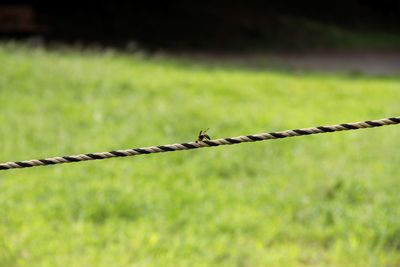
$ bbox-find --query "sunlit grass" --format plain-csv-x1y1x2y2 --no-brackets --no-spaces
0,43,399,267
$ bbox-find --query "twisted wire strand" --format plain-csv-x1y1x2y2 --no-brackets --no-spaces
1,116,399,171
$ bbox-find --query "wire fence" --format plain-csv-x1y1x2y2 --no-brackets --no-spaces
0,116,399,171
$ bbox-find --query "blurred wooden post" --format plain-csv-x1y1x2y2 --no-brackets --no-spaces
0,5,39,33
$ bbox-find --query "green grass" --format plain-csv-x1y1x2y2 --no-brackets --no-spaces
0,43,400,267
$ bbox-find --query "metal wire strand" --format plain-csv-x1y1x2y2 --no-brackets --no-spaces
1,116,399,171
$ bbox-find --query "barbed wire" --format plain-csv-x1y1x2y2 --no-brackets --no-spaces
0,116,399,171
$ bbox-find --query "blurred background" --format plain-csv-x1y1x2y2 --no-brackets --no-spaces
1,0,400,50
1,2,400,267
1,1,400,74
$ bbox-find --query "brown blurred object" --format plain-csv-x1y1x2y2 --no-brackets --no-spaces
0,5,39,33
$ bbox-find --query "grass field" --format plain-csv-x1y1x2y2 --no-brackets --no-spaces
0,43,399,267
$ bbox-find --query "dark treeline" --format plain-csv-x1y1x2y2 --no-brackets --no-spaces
2,0,400,50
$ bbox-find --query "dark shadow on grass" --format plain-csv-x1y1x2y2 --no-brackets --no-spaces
2,40,400,80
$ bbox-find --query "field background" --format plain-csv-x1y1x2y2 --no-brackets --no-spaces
0,43,399,267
